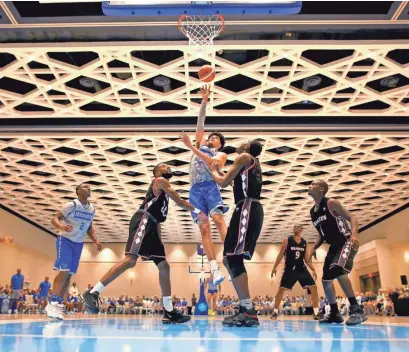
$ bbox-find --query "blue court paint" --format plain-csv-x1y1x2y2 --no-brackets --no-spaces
0,317,408,352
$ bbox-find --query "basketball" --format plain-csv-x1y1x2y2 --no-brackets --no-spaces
198,65,216,83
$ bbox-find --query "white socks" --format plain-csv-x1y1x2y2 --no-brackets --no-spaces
240,298,253,309
313,307,319,315
90,281,105,294
209,260,218,272
274,308,279,314
163,296,173,312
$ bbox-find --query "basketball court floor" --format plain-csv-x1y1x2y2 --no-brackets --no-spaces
1,315,409,352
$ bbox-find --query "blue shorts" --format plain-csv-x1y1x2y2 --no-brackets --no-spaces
53,236,84,274
208,289,218,294
189,181,228,223
38,296,48,302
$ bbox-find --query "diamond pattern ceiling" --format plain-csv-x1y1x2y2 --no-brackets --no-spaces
1,132,409,243
0,41,409,118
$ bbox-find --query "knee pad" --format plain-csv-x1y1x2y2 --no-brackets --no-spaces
226,255,246,278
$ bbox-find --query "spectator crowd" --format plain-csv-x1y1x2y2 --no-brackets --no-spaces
1,268,408,317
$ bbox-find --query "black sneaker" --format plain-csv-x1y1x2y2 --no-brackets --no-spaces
346,305,368,326
223,306,243,324
313,313,321,321
224,307,259,327
270,312,279,320
162,309,191,324
319,312,344,324
82,290,100,314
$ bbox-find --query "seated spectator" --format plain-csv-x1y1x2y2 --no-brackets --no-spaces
17,290,27,313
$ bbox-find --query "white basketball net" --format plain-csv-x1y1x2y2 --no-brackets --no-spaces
178,14,225,52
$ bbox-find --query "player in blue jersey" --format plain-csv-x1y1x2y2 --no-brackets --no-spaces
180,85,228,286
45,183,102,320
38,276,51,312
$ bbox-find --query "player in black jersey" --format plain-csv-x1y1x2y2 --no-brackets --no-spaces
83,163,208,324
270,224,320,321
209,139,264,327
308,180,367,326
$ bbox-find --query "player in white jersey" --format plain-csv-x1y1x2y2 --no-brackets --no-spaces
45,183,102,320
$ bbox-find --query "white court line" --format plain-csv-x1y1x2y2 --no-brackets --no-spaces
1,334,409,342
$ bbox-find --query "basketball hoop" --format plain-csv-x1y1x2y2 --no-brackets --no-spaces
199,267,208,279
178,13,225,55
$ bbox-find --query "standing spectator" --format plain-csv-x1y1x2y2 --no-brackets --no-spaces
191,293,197,314
69,283,79,296
10,268,24,314
38,276,52,313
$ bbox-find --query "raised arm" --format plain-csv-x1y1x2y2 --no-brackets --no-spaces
210,153,252,188
328,199,359,249
195,85,211,148
271,238,288,278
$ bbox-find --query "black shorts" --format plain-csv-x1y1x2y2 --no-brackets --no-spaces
223,199,264,259
125,211,166,260
322,241,358,281
280,267,316,290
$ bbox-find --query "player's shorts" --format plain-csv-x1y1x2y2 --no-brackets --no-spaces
280,267,316,290
125,210,166,261
223,198,264,259
53,236,84,274
189,181,229,223
38,296,48,302
208,289,218,294
322,240,358,281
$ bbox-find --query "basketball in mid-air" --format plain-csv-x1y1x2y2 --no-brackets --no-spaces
198,65,216,83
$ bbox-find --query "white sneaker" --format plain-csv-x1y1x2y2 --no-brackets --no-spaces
45,302,64,320
212,269,225,285
13,309,18,314
8,309,11,314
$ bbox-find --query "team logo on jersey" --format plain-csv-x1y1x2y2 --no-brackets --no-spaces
313,215,327,227
73,211,94,221
290,247,305,251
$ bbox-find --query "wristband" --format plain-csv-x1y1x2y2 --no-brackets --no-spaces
193,208,201,214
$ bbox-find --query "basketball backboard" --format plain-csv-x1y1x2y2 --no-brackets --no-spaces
102,1,302,16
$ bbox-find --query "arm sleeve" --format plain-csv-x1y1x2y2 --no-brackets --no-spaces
61,201,75,218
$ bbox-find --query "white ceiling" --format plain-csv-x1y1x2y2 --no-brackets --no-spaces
1,132,408,243
0,40,408,118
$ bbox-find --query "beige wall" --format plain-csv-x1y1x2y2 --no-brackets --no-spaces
358,207,409,289
0,207,334,298
12,204,409,299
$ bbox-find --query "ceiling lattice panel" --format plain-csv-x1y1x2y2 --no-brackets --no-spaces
0,41,409,118
1,132,409,243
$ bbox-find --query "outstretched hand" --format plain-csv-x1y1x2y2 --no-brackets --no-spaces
179,132,193,150
200,85,211,102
